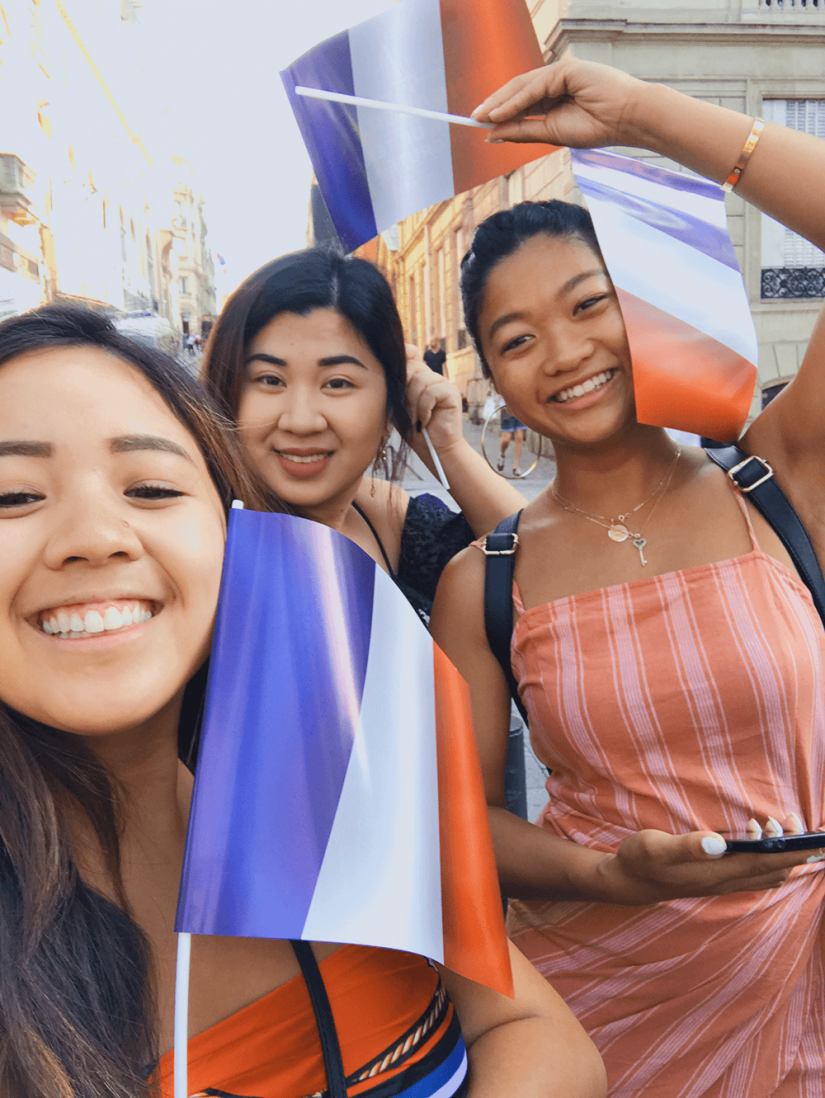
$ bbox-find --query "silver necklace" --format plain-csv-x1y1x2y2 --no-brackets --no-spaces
551,448,681,567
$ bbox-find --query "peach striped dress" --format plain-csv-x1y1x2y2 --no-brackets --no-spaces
507,494,825,1098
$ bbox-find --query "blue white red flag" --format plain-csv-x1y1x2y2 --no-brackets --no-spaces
280,0,551,251
176,509,512,997
571,148,758,441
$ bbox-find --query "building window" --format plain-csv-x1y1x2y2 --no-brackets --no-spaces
179,276,188,295
761,99,824,299
761,382,787,409
408,274,417,344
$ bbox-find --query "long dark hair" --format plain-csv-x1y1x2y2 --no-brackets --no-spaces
460,199,602,377
204,248,412,482
0,304,285,1097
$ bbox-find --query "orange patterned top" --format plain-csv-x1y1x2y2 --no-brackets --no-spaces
155,946,464,1098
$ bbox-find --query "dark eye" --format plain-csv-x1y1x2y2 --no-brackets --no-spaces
324,377,355,390
501,334,532,354
127,484,185,501
576,294,608,314
0,490,44,508
256,374,284,388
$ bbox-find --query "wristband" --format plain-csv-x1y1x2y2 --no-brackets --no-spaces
721,118,765,192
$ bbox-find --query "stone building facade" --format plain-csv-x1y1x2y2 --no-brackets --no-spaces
374,0,825,423
0,0,215,335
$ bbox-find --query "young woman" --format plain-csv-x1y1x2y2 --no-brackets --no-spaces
203,249,526,620
0,303,605,1098
431,58,825,1097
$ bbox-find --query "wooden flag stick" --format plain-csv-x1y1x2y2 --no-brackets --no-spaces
294,86,493,129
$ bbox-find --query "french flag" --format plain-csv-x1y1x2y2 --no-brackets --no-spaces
280,0,549,252
571,148,758,442
176,509,512,998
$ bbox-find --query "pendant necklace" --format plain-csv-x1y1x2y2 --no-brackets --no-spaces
551,448,682,567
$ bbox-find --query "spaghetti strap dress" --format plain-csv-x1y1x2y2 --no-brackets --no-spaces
506,491,825,1098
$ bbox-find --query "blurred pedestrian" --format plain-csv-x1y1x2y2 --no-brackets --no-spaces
423,334,446,376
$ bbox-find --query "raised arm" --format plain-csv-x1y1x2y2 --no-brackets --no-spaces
430,545,821,903
404,346,526,536
472,60,825,539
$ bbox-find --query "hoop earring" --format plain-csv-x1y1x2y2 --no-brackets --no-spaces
480,408,542,480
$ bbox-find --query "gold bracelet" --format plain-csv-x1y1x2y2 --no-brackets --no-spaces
722,118,765,192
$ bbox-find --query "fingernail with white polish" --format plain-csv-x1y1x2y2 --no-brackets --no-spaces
702,836,727,857
486,137,503,144
746,818,763,839
764,816,783,837
783,812,804,835
806,852,825,864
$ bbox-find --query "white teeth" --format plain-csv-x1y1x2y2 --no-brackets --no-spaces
84,610,105,634
103,606,123,631
280,452,328,464
40,601,154,638
554,369,614,404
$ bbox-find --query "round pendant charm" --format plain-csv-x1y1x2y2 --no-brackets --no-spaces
608,524,629,543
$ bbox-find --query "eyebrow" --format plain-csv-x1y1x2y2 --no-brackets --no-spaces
245,352,367,369
486,268,609,341
0,436,192,461
109,435,193,460
0,440,53,458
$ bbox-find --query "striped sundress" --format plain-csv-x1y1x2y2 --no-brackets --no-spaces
507,493,825,1098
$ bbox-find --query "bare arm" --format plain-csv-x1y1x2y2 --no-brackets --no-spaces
430,547,821,902
441,940,607,1098
473,59,825,535
405,346,525,535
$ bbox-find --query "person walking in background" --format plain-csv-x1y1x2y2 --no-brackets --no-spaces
423,334,447,376
498,406,527,476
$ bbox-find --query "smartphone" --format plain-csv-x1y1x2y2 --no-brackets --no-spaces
723,831,825,854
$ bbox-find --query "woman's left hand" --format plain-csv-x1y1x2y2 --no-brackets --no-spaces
405,344,464,455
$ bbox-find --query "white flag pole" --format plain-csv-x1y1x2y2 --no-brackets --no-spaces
422,427,449,490
174,932,192,1098
294,86,493,130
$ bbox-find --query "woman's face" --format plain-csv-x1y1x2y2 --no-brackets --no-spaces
237,308,389,517
0,346,226,737
478,233,635,449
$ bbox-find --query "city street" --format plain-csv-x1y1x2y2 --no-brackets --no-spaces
401,414,552,822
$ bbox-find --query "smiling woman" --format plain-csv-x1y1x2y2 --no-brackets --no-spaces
0,303,606,1098
430,56,825,1098
204,248,527,621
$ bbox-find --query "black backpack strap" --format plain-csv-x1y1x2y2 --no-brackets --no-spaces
482,511,528,725
290,940,348,1098
705,445,825,627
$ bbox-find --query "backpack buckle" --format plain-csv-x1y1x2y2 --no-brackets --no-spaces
481,533,520,556
728,454,774,493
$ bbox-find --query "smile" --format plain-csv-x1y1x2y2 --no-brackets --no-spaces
552,369,616,404
274,450,333,465
37,598,157,639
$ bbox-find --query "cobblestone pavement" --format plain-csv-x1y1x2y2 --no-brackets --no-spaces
400,415,552,823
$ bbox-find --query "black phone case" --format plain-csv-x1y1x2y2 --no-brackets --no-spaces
724,831,825,854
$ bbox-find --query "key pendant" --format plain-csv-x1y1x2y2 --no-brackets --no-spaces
632,537,648,566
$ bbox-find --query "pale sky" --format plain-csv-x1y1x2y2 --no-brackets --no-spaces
137,0,394,294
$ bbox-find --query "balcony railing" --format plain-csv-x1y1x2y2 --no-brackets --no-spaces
761,267,825,298
759,0,822,8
